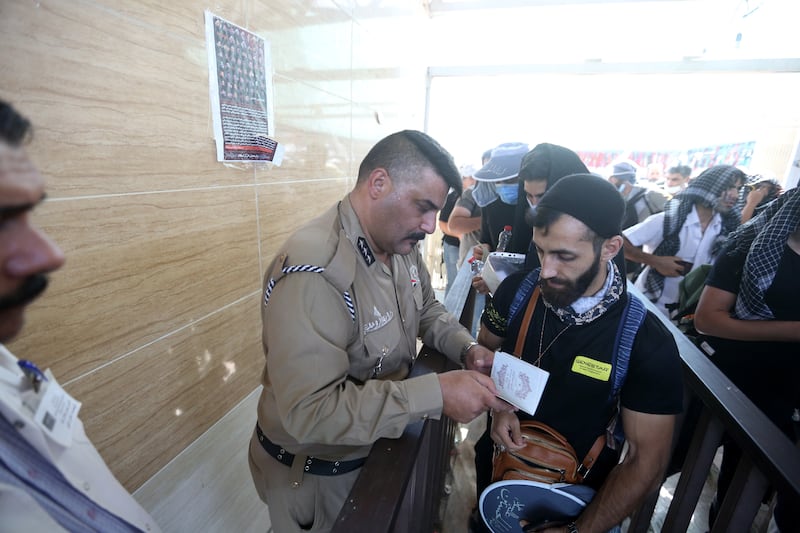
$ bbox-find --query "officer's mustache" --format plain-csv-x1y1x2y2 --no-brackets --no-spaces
0,274,49,311
407,232,426,242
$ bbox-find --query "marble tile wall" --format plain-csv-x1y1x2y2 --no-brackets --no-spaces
0,0,428,491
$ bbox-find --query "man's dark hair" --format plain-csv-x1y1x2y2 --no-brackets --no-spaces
668,165,691,179
519,152,550,184
0,100,32,146
518,144,589,185
357,130,462,194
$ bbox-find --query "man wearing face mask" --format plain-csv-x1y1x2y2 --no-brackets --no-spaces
607,161,669,280
476,143,530,249
663,165,692,195
468,143,529,295
608,161,669,232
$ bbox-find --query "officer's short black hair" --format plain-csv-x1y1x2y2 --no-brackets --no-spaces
358,130,462,195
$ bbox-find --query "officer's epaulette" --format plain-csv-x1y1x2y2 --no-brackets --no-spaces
318,229,357,294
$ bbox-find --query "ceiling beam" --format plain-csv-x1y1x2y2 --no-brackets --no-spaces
427,0,693,13
429,58,800,76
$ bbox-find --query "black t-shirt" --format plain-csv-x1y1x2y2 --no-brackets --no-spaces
439,189,460,247
483,271,683,484
479,199,519,251
702,242,800,420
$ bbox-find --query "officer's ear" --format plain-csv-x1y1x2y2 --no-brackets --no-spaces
366,168,393,199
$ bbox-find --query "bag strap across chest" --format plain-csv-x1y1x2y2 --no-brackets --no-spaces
507,268,646,403
505,269,648,455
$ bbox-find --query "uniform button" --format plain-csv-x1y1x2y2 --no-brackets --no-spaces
83,482,91,491
13,420,24,429
421,414,429,420
332,468,338,474
291,481,300,488
277,454,283,460
334,461,340,466
304,466,310,472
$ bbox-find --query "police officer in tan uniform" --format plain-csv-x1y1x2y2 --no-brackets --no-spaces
248,130,512,533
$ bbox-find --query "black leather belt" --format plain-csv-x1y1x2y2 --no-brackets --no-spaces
255,424,366,476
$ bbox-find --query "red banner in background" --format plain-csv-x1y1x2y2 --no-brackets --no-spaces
578,141,755,176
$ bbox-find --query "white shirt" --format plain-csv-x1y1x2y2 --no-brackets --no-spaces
624,206,723,317
0,345,160,533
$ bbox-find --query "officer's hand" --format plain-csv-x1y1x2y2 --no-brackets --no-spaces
439,370,514,424
463,343,494,375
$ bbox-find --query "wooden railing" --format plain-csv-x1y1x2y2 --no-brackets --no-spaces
332,279,800,533
627,292,800,533
331,344,459,533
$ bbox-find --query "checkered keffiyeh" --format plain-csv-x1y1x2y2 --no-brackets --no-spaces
732,188,800,320
643,165,744,302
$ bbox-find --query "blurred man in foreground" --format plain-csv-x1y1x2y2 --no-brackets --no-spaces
0,100,160,532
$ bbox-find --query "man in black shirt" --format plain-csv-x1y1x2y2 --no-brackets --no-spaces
478,174,683,533
439,169,475,295
695,188,800,532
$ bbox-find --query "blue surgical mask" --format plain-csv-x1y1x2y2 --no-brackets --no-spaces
495,183,519,205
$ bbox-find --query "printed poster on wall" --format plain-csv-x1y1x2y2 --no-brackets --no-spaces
204,11,283,164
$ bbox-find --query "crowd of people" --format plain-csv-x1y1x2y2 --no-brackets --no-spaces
439,143,797,532
2,96,796,533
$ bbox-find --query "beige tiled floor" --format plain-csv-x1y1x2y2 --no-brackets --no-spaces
134,389,272,533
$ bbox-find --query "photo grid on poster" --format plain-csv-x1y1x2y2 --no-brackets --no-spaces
205,11,282,163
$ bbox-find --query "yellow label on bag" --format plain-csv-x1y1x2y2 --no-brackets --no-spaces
571,356,612,381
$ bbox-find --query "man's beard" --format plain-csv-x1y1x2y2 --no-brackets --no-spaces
539,252,601,309
0,274,49,311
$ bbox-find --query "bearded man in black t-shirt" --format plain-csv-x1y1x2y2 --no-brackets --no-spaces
475,174,683,533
